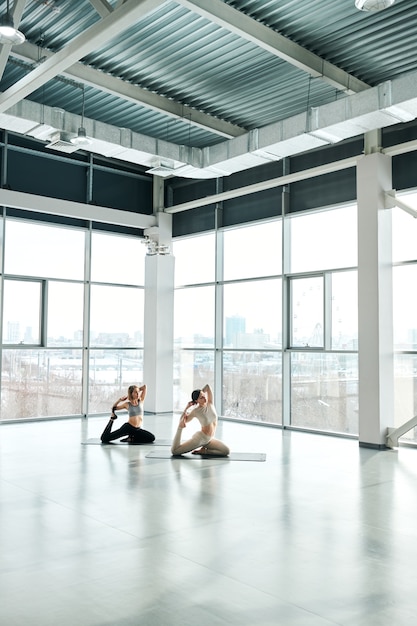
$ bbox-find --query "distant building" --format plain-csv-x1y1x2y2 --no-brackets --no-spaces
235,331,270,349
7,321,20,343
226,315,246,347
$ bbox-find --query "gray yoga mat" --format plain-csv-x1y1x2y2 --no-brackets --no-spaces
82,438,172,446
145,450,266,461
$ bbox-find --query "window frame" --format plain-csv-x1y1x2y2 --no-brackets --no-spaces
2,276,46,347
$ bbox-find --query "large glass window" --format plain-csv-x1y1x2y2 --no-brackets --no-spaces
331,271,358,350
222,277,282,424
90,285,144,347
287,204,358,435
88,348,144,414
392,192,417,263
219,221,283,423
290,205,357,273
47,281,84,347
173,234,215,285
290,276,324,348
291,352,358,435
1,218,145,420
173,222,283,416
174,286,215,348
173,233,216,411
392,192,417,444
394,354,417,444
2,279,42,345
174,349,214,410
223,220,281,280
290,272,357,351
223,279,281,349
393,265,417,350
1,197,363,430
5,219,85,279
91,232,145,285
223,350,281,423
2,348,83,418
288,272,358,433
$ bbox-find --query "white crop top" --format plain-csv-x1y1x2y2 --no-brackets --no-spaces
189,402,217,427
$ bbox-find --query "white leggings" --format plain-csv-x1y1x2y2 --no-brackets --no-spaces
171,428,229,456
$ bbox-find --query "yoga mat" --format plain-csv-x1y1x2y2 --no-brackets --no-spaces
82,438,172,446
145,450,266,461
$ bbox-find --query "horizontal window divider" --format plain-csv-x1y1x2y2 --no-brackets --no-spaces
394,350,417,355
287,266,357,279
90,281,144,289
176,275,283,289
222,275,282,285
176,347,214,350
286,348,357,353
5,344,45,349
89,346,143,350
393,260,417,268
4,274,85,285
220,348,283,353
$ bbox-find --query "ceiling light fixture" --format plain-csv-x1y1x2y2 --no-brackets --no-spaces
355,0,395,11
71,85,91,146
0,0,25,45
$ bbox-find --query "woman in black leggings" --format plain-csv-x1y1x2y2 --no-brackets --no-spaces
100,383,155,444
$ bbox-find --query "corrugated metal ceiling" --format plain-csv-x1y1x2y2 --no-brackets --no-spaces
1,0,416,161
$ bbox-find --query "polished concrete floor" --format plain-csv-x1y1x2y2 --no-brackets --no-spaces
1,414,417,626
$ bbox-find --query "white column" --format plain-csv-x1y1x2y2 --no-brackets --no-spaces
357,151,394,448
143,210,175,414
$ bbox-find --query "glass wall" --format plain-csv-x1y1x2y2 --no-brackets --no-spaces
5,188,415,438
392,191,417,443
223,221,282,423
174,204,359,434
289,205,358,435
1,218,145,420
290,352,358,434
223,277,282,422
173,233,216,410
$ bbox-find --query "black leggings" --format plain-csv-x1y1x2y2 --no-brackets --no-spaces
100,419,155,444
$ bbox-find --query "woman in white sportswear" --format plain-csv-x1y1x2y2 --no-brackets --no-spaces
171,383,230,456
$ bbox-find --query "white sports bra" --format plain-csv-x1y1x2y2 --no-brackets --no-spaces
191,403,217,427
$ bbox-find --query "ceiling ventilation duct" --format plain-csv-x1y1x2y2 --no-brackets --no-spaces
145,165,176,178
145,158,188,178
46,131,80,154
1,70,417,179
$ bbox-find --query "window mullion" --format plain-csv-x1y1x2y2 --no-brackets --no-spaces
324,272,332,350
41,280,48,347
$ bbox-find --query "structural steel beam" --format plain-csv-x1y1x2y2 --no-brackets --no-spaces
177,0,370,94
0,188,156,229
12,41,245,139
165,155,359,213
0,0,166,113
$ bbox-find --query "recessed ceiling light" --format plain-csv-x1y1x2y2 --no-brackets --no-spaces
355,0,396,12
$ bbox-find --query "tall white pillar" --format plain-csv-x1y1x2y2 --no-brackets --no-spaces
357,151,394,448
143,210,175,414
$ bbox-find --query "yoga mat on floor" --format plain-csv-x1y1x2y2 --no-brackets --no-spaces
145,450,266,461
82,438,172,446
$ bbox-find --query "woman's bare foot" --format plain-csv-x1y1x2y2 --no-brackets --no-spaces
192,447,208,455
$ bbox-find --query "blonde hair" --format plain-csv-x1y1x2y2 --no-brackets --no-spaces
127,385,139,401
